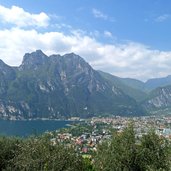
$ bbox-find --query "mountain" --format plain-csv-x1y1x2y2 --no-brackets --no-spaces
0,60,16,97
0,50,145,119
97,72,171,115
142,85,171,114
119,75,171,93
145,75,171,91
120,78,145,91
98,71,147,102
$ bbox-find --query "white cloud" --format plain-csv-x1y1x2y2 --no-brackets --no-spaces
0,5,170,81
155,14,170,22
92,8,116,22
104,31,113,38
0,5,50,27
0,27,171,81
92,8,108,20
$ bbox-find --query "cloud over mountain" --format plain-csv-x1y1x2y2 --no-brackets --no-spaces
0,5,171,81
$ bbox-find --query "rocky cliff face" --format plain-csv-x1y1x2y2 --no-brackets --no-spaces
142,86,171,114
0,50,144,119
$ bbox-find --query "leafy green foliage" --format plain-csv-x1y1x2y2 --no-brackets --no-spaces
0,135,88,171
12,136,86,171
62,123,93,137
0,136,22,170
0,126,171,171
83,157,95,171
139,131,170,170
94,125,171,171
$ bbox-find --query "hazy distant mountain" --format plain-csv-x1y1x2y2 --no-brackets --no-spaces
0,50,144,119
145,75,171,91
98,71,147,102
142,85,171,115
120,77,145,91
99,71,171,115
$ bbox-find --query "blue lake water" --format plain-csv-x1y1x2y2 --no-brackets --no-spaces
0,120,74,137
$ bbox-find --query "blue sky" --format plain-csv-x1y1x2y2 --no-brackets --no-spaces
0,0,171,81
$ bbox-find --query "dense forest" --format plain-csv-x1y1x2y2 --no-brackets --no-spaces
0,125,170,171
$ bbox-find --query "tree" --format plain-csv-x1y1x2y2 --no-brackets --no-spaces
94,124,140,171
0,136,21,170
93,125,171,171
83,157,95,171
12,135,87,171
139,131,170,170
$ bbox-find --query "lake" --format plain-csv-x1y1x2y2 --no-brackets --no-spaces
0,120,75,137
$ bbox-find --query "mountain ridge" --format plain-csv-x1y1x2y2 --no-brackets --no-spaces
1,50,171,119
0,50,145,119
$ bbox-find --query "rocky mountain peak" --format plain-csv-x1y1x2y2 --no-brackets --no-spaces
0,59,7,68
62,53,92,71
0,50,146,119
19,50,48,70
0,59,15,78
49,52,93,79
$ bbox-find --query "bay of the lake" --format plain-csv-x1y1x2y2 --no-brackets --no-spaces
0,120,75,137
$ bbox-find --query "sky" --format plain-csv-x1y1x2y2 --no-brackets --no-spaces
0,0,171,81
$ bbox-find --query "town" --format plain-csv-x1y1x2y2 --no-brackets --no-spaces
49,115,171,156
